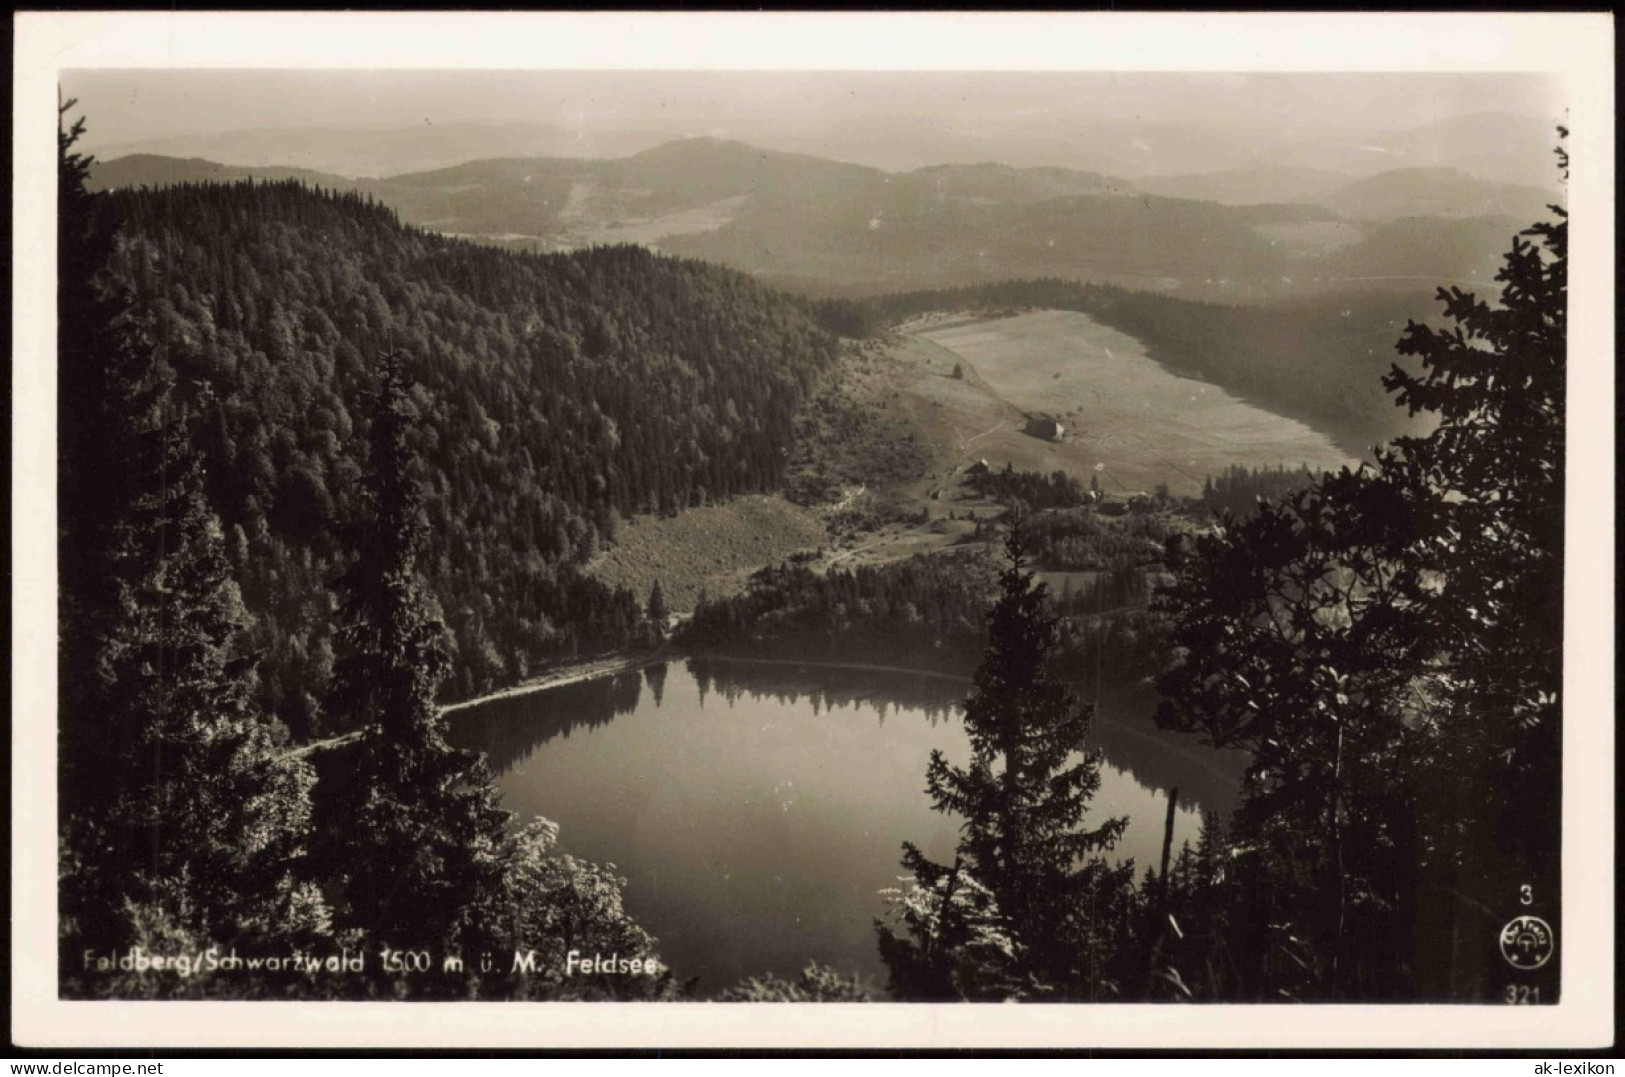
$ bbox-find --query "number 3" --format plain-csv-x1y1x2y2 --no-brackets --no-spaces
1520,884,1533,906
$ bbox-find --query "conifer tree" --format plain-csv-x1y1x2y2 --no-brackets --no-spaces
879,525,1131,999
57,105,323,980
646,579,669,642
58,98,157,812
1383,135,1566,890
328,346,511,954
1154,134,1568,999
86,415,325,942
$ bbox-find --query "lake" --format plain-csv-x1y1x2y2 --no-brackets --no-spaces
447,656,1242,997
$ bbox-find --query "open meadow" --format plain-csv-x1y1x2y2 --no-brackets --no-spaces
914,310,1357,496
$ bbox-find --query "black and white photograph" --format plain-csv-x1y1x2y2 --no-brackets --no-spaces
11,11,1615,1052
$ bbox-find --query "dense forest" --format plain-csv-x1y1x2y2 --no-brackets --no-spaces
679,543,1167,702
101,180,839,735
1195,462,1322,519
1004,507,1177,574
965,463,1094,511
964,460,1327,533
679,553,995,674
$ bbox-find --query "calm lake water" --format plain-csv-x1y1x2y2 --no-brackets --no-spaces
447,656,1242,997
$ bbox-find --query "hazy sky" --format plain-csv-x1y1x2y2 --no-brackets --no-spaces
68,69,1564,157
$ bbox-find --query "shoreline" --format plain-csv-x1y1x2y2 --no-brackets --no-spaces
284,650,971,759
685,651,973,684
435,649,979,721
284,650,676,759
288,647,1233,787
439,650,676,715
689,653,1242,787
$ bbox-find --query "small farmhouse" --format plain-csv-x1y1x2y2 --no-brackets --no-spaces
1025,416,1065,441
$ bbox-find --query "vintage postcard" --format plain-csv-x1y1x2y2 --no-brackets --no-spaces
10,10,1615,1051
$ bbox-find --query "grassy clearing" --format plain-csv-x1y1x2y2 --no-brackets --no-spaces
588,309,1354,604
915,310,1355,496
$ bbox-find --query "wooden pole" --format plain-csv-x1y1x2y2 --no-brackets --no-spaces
1143,786,1181,996
1159,786,1180,899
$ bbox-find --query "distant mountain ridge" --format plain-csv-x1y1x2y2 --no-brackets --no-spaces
91,133,1558,302
1323,167,1560,222
1133,167,1350,207
88,121,676,179
88,109,1561,187
90,136,1149,237
1373,111,1566,190
89,154,356,192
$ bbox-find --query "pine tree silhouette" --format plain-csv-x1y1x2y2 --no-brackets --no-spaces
880,524,1131,999
327,346,512,955
58,105,322,987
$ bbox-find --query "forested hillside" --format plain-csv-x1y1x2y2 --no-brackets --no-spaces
93,140,1535,309
105,181,839,736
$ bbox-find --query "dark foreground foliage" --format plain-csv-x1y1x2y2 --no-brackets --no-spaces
58,102,329,997
1196,463,1322,520
867,142,1565,1004
877,530,1139,1000
1151,140,1566,1001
